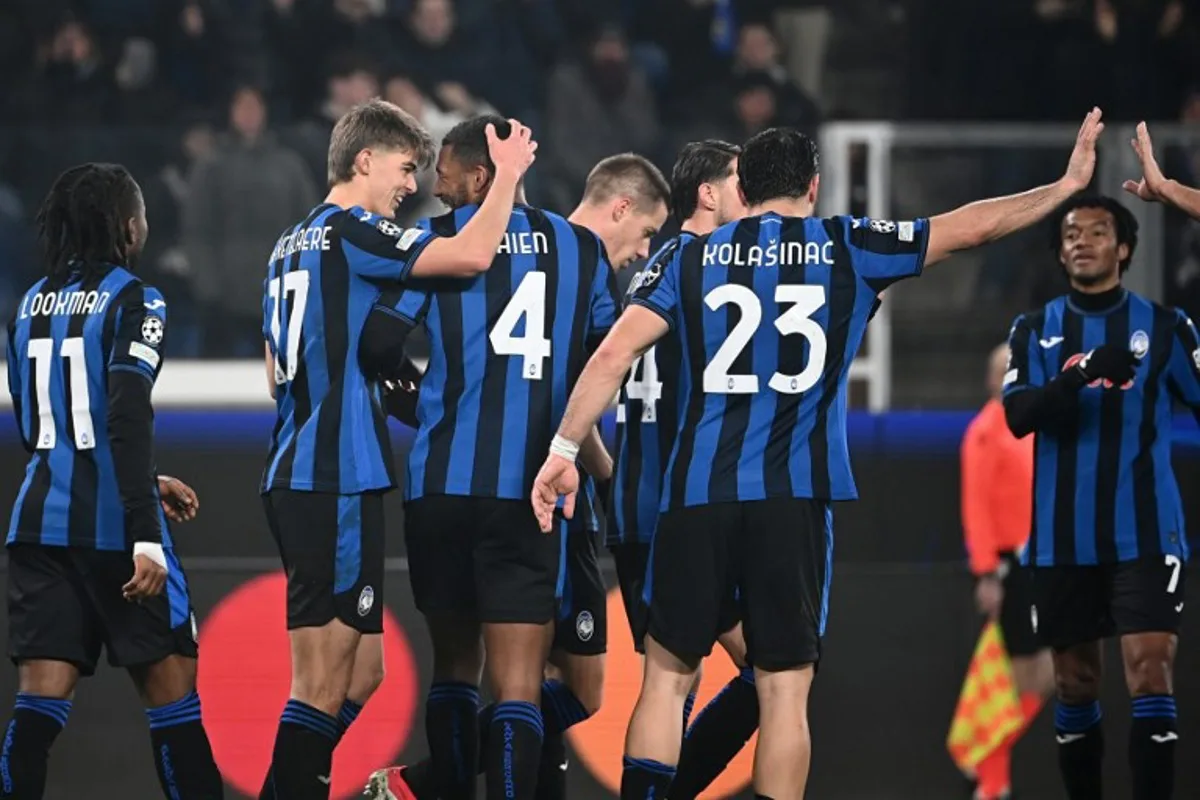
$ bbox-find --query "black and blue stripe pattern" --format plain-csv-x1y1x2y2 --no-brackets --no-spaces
280,699,341,740
12,695,71,729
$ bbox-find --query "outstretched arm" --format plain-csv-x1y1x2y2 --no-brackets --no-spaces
1122,121,1200,221
925,108,1105,266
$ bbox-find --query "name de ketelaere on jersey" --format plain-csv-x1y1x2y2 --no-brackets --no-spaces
1005,291,1200,566
379,204,619,502
608,233,692,546
7,266,174,551
631,213,929,510
262,203,436,495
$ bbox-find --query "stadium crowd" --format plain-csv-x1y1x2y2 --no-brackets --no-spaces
5,0,1200,357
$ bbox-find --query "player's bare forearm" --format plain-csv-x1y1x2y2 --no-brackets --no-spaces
264,341,276,399
579,426,613,482
927,180,1077,265
557,348,632,444
1159,179,1200,221
413,166,523,278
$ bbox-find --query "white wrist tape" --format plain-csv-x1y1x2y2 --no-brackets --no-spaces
549,434,580,462
133,542,168,571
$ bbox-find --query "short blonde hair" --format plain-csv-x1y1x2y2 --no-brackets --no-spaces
326,99,436,187
582,153,670,212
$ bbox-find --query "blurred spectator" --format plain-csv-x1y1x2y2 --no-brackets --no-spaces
285,54,381,189
110,38,179,123
153,0,232,114
627,0,735,115
398,0,503,117
1094,0,1193,121
760,0,832,109
184,85,317,356
544,25,660,211
10,17,115,123
728,22,819,133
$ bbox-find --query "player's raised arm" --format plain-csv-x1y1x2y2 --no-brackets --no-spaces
1123,121,1200,221
406,120,538,278
925,108,1105,267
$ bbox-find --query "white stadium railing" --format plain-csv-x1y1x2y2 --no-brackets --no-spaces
1,122,1191,411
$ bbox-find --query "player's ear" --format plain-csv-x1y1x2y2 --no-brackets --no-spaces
612,196,632,222
736,181,748,208
354,148,372,178
124,217,137,247
808,174,820,205
1117,242,1130,265
699,183,716,213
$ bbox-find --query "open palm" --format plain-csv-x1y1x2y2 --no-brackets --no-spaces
1122,122,1170,203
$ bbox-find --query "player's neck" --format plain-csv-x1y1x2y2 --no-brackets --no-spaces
681,212,718,236
325,184,369,212
748,198,815,218
1069,281,1125,311
567,206,607,237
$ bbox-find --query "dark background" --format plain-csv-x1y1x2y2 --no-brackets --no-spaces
1,410,1199,799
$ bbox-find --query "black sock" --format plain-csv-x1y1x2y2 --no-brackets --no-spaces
1130,694,1177,800
620,756,675,800
261,697,363,798
671,667,759,800
426,682,480,800
534,730,567,800
397,699,483,800
145,691,223,799
540,680,590,736
0,694,71,799
486,701,544,800
261,699,340,800
682,691,696,731
1055,700,1104,800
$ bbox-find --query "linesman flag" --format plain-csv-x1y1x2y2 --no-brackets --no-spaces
946,622,1024,772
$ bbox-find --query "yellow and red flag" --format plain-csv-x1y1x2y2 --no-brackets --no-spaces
946,621,1024,773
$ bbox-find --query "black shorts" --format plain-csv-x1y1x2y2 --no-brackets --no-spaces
610,541,651,654
7,543,198,677
553,523,607,656
648,497,831,671
262,489,385,634
404,495,560,625
1030,555,1186,651
996,551,1040,657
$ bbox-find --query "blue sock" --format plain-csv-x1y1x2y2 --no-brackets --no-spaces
426,682,480,800
620,756,675,800
144,691,222,799
486,701,544,800
0,694,71,799
1131,694,1177,800
1054,700,1103,799
540,680,591,735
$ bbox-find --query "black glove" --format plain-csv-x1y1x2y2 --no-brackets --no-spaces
1075,344,1138,385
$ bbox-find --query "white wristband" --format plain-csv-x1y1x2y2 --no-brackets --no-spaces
133,542,168,571
549,434,580,462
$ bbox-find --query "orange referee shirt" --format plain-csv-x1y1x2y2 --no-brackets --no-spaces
960,398,1034,576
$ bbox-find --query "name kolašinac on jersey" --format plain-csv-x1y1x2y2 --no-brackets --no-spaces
262,203,437,495
630,213,929,510
375,204,620,502
1004,291,1200,566
7,266,172,550
608,233,692,546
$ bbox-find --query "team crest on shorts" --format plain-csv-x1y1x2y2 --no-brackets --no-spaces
575,610,594,642
358,585,375,616
1129,330,1150,359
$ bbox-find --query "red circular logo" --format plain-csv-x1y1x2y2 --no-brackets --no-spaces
196,573,418,798
1062,352,1134,390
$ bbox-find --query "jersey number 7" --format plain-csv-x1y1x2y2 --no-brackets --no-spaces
267,271,311,384
704,284,828,394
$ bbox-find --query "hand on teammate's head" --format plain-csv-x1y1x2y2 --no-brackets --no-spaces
486,119,537,178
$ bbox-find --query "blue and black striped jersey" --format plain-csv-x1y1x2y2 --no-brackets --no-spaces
1005,291,1200,565
631,213,929,509
262,203,436,495
607,233,692,546
377,204,620,502
7,266,172,550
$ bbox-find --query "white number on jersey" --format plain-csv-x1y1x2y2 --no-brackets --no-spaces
1166,554,1182,594
702,284,828,395
267,271,311,384
27,337,95,450
616,346,664,424
490,271,551,380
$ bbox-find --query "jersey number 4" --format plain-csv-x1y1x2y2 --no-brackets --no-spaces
27,337,94,451
490,272,552,380
704,284,828,394
267,271,311,384
616,347,663,424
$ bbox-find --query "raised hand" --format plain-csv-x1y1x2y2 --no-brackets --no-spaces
1122,122,1170,203
486,119,538,179
1062,107,1105,193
